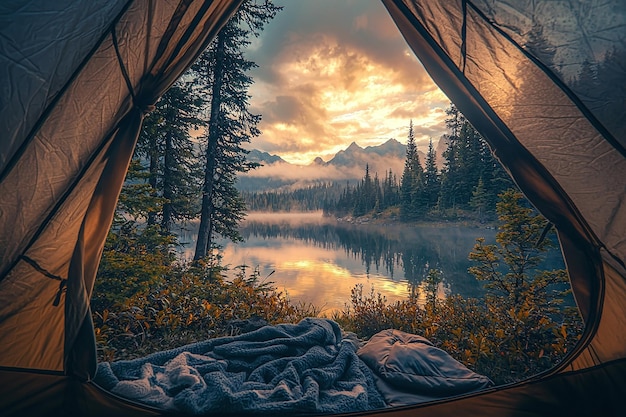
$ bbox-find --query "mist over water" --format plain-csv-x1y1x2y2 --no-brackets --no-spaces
177,212,519,314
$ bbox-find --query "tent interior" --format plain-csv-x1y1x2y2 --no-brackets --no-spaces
1,0,625,416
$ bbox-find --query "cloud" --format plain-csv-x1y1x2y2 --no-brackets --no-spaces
245,0,451,163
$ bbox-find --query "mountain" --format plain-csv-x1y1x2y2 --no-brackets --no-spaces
323,139,407,167
365,138,407,158
311,156,325,165
325,141,366,166
246,149,286,165
239,138,445,192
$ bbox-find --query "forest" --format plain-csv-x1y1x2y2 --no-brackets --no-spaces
242,110,515,223
326,112,513,223
90,0,626,387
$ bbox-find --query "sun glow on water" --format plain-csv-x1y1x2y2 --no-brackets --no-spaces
220,236,411,315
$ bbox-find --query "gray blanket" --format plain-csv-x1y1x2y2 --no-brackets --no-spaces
94,318,386,414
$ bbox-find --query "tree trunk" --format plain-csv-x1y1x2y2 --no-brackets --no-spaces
161,131,173,232
194,32,226,261
147,137,159,226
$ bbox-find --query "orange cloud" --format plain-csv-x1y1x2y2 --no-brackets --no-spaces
247,0,450,163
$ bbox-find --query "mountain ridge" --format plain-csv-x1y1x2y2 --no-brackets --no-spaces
248,138,413,167
240,138,445,192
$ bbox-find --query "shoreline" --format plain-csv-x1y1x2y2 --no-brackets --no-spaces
330,211,497,230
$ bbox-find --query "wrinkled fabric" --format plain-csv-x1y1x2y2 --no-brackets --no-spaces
358,329,493,406
94,318,386,414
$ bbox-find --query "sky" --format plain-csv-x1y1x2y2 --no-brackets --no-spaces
244,0,451,165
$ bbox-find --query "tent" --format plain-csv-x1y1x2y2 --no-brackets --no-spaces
1,0,624,415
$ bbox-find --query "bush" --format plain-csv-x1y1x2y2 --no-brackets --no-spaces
334,190,582,384
93,259,321,361
93,220,175,311
93,189,582,385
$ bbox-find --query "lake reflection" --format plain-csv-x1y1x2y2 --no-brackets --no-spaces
178,212,503,314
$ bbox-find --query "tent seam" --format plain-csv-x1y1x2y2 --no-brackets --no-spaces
384,0,605,379
157,0,217,80
0,0,137,186
0,0,139,283
465,0,626,161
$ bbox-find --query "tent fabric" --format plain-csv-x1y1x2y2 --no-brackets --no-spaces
0,0,243,375
382,0,626,373
1,0,626,416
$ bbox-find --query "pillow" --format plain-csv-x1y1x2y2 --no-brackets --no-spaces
357,329,493,405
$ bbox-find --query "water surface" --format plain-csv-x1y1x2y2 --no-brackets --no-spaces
178,212,506,314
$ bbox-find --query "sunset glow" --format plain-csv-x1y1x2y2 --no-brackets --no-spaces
245,0,451,165
219,233,411,314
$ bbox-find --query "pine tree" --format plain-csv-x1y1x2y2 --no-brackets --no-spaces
382,169,399,209
468,189,578,380
353,165,370,217
400,120,425,221
469,189,568,308
134,78,204,233
373,172,383,215
193,0,281,260
116,160,166,222
482,142,514,213
423,137,440,211
456,119,483,207
439,103,508,214
439,105,462,212
470,177,488,222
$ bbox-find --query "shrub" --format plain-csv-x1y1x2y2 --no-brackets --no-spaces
334,190,582,384
93,261,308,361
93,189,582,385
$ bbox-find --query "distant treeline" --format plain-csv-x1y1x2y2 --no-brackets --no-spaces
241,182,345,212
243,105,515,222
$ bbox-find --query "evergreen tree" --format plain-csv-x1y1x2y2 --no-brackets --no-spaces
482,143,515,213
193,0,281,260
134,78,204,232
400,120,424,221
455,119,483,207
439,105,462,211
364,164,375,213
353,164,376,217
469,189,568,308
116,160,166,222
382,169,399,209
468,190,574,374
423,137,440,211
373,172,383,215
470,177,488,222
439,103,513,215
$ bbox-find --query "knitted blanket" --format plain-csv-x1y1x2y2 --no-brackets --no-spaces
94,318,386,414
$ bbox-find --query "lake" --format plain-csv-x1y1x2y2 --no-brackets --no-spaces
176,211,536,314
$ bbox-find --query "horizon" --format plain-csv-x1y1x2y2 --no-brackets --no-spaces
240,136,447,191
